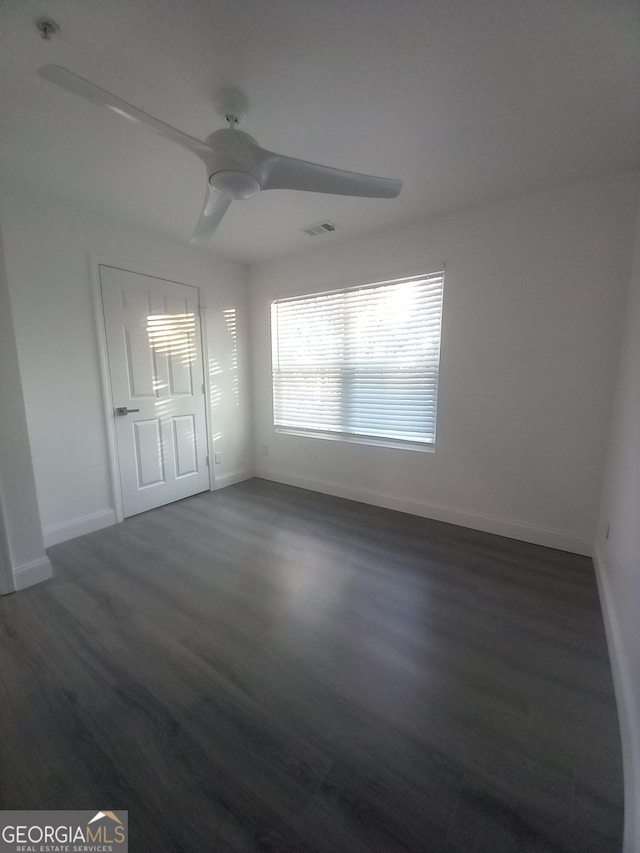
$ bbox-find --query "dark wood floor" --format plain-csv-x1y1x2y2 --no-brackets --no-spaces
0,478,623,852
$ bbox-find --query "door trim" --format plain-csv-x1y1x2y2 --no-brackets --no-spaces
90,255,214,523
0,487,17,594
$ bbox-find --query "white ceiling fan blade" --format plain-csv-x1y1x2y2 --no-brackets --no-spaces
38,64,211,159
259,150,402,198
190,187,231,245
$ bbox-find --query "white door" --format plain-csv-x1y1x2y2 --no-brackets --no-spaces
100,265,210,517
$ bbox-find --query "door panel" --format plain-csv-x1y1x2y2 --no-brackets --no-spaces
133,419,165,487
100,265,210,517
125,327,156,397
172,415,198,477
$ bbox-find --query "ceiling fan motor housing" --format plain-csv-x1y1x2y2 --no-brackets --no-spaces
209,170,261,199
204,128,262,199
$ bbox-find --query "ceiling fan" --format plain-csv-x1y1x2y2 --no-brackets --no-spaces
38,65,402,245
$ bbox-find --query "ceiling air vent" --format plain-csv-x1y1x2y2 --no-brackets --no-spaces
302,221,338,237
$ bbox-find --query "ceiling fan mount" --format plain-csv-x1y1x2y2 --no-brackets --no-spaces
38,65,402,244
212,86,248,127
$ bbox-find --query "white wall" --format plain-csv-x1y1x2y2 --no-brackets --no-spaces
0,223,52,590
594,196,640,853
0,186,253,546
251,172,639,554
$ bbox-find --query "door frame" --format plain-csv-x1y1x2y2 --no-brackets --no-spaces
90,255,215,523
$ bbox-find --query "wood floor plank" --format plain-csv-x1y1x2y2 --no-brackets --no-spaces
0,478,623,852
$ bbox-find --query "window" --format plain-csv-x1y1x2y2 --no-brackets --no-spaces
271,271,444,449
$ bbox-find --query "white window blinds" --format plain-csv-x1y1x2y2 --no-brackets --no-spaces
271,272,444,446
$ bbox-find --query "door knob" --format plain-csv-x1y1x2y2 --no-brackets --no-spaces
115,406,140,416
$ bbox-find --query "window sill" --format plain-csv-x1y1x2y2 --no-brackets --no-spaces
274,427,435,453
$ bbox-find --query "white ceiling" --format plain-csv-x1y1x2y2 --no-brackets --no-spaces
1,0,639,264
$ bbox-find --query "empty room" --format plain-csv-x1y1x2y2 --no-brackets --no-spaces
1,1,639,851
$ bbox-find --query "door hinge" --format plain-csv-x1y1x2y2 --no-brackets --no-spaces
206,455,210,467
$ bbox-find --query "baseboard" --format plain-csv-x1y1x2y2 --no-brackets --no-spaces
41,484,258,544
255,468,592,555
13,556,53,591
43,509,117,547
593,544,640,853
213,469,255,490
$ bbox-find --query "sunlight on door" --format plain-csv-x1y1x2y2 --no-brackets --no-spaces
146,312,197,404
